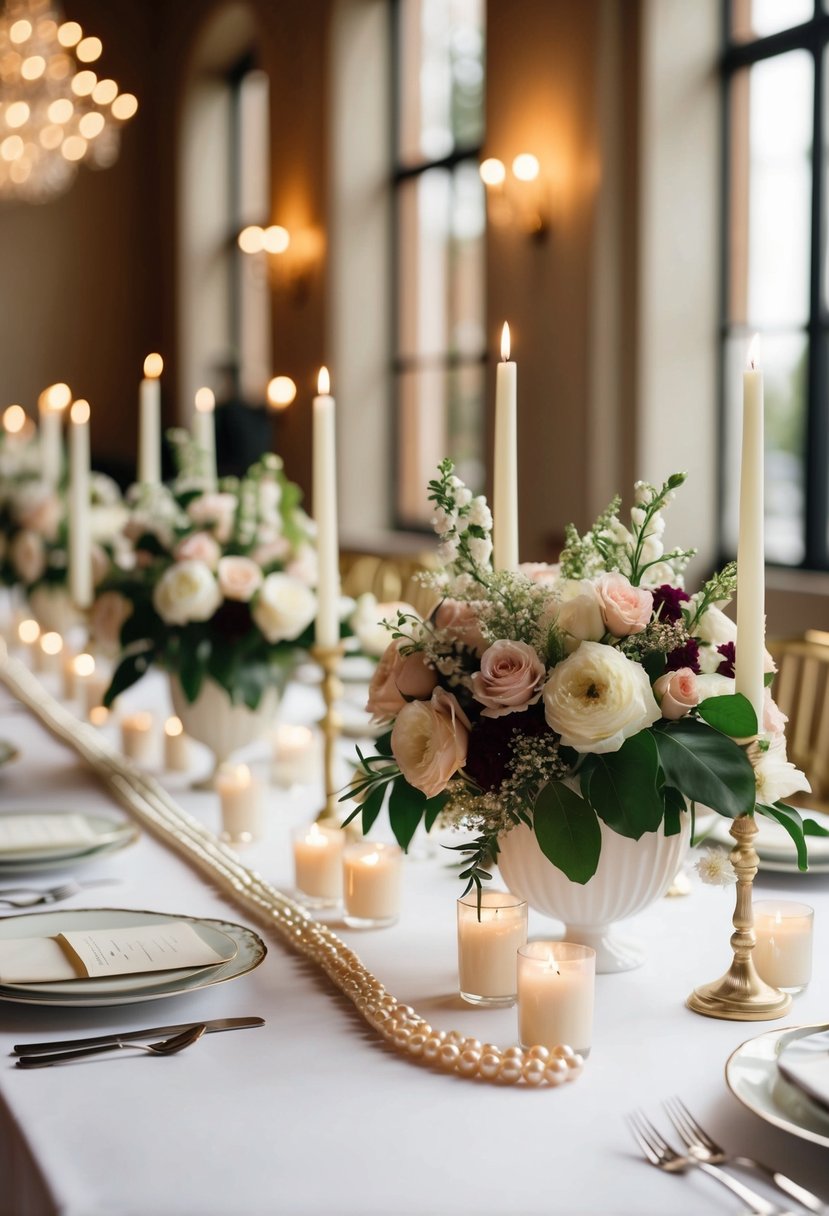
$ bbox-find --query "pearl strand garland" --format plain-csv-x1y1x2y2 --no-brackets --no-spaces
0,649,585,1088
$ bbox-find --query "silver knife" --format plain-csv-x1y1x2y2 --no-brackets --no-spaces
13,1016,264,1056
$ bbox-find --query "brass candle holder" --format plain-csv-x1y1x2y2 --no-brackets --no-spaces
311,642,346,826
687,812,791,1021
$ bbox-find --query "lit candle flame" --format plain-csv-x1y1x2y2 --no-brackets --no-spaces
362,852,380,867
73,652,95,677
165,715,183,738
500,322,511,362
3,404,25,434
194,387,215,413
40,631,62,656
143,353,163,379
70,398,90,425
317,366,330,396
746,333,761,372
306,822,329,847
18,619,40,644
41,382,71,412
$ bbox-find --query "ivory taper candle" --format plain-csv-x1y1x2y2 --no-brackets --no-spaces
313,366,340,648
493,323,518,571
38,382,70,487
734,334,765,727
139,353,163,485
68,399,92,609
193,387,217,486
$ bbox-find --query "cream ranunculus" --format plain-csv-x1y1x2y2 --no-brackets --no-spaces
391,687,470,798
217,555,263,602
542,641,661,753
471,639,546,718
252,572,316,643
153,560,221,625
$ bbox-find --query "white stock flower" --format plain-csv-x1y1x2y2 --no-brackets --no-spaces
437,538,459,565
153,560,221,625
694,847,737,887
542,641,661,753
640,561,682,590
639,535,663,564
750,736,811,805
466,497,493,530
467,535,493,567
252,572,316,643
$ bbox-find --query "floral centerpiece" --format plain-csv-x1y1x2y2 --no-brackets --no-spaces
101,441,321,713
347,461,822,907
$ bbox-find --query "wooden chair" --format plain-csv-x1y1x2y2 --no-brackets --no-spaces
340,550,441,620
767,633,829,807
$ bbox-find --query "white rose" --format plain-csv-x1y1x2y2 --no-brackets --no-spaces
218,556,263,602
543,641,661,754
153,560,221,625
750,736,811,805
695,673,734,702
694,606,737,647
554,579,605,647
252,572,316,643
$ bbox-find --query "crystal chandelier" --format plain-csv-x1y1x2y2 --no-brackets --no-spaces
0,0,137,203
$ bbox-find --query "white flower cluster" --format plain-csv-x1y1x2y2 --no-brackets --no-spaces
430,467,493,574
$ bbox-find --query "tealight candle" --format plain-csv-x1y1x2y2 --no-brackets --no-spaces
61,646,79,700
38,630,63,675
72,653,110,718
120,711,155,765
753,901,814,994
457,890,528,1007
517,942,596,1056
89,705,110,728
163,716,190,772
271,724,318,787
17,618,40,663
216,763,263,844
343,841,403,929
292,822,344,906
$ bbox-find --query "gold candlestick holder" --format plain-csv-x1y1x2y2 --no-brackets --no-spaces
687,812,791,1020
312,642,346,826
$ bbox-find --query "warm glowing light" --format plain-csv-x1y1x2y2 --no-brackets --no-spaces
317,367,330,396
92,78,118,105
479,157,506,186
43,382,71,411
165,716,183,739
71,70,96,97
361,852,380,867
61,134,87,161
512,153,540,182
266,376,297,409
79,112,104,139
18,619,40,645
76,36,102,63
500,322,511,362
21,55,45,80
73,652,95,678
124,710,153,731
262,224,290,254
5,101,30,128
3,404,25,434
57,21,82,47
218,762,251,789
40,126,65,151
9,19,32,43
111,93,137,121
48,97,73,123
747,333,761,372
143,352,163,379
70,398,90,425
40,631,63,656
1,135,23,161
305,823,329,847
237,225,264,254
194,387,215,413
89,705,109,726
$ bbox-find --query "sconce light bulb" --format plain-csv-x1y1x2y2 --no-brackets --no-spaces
512,153,540,182
238,226,264,254
479,157,506,187
267,376,297,409
262,225,290,255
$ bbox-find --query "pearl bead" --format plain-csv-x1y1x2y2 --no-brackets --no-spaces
462,1037,482,1054
438,1043,460,1069
522,1058,547,1086
479,1051,501,1080
458,1049,481,1076
545,1058,568,1086
422,1038,443,1064
566,1052,583,1071
445,1030,464,1047
552,1044,575,1060
503,1045,523,1060
498,1059,523,1084
408,1032,428,1056
528,1045,549,1062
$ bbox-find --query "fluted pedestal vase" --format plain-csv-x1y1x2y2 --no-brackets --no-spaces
28,585,84,636
170,675,281,788
497,813,692,974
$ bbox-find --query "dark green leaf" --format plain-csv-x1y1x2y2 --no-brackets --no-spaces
653,719,756,817
803,816,829,838
104,647,154,707
423,795,447,833
642,651,666,682
663,786,686,837
178,637,210,703
756,803,808,871
360,785,386,836
696,693,758,739
375,731,393,757
387,781,427,852
533,780,602,884
584,731,663,839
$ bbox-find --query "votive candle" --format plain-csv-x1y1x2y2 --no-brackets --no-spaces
272,724,318,787
216,763,263,844
517,942,596,1056
120,711,155,765
343,841,403,928
457,890,527,1006
753,901,813,994
38,630,63,675
292,822,344,905
163,716,190,772
17,618,40,663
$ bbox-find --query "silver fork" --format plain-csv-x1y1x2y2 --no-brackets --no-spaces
0,878,118,909
626,1111,796,1216
665,1097,827,1215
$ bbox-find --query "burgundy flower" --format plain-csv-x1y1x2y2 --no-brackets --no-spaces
716,641,736,678
210,598,253,642
464,707,548,792
665,638,700,673
652,584,691,623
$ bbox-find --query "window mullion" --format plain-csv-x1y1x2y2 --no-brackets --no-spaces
806,42,829,567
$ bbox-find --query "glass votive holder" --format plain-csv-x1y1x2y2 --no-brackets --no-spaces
292,822,344,907
120,711,155,765
343,841,403,929
163,716,190,772
753,900,814,994
517,941,596,1057
216,763,263,845
457,890,527,1007
271,724,319,788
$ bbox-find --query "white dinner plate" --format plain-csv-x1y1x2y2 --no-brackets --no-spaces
703,809,829,874
0,908,267,1007
0,813,139,874
725,1023,829,1150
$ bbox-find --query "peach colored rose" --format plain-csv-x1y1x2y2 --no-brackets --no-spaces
250,535,292,568
174,532,221,569
10,529,46,585
653,667,699,720
187,492,237,542
594,572,653,637
519,562,561,587
90,590,133,651
433,597,488,655
471,639,546,719
366,639,438,722
217,555,262,602
391,687,470,798
13,484,61,540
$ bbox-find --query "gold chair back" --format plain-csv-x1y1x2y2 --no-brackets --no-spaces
768,633,829,806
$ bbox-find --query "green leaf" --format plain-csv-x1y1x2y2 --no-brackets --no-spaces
803,816,829,837
104,647,154,707
360,785,386,836
423,795,447,833
663,786,686,837
375,731,393,757
756,803,808,871
178,637,210,703
642,651,666,682
584,731,663,839
533,780,602,884
387,781,427,851
696,693,758,739
653,719,756,817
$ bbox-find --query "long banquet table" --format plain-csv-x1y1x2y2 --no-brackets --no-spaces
0,653,827,1216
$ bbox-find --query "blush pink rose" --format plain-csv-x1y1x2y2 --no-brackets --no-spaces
174,531,221,569
594,572,653,637
763,689,788,739
187,492,237,542
250,535,292,568
653,667,699,720
519,562,561,587
366,639,438,723
471,639,546,718
217,555,263,602
391,687,470,798
90,543,110,587
433,598,488,655
90,590,133,651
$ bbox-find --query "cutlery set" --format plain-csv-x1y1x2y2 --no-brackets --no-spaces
0,878,121,909
627,1100,827,1215
12,1015,265,1067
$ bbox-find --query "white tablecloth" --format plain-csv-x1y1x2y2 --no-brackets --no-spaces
0,660,827,1216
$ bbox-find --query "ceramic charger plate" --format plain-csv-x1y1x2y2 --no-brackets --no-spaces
0,907,267,1007
726,1023,829,1150
0,812,139,875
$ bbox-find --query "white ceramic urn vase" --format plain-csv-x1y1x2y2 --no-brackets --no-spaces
170,675,280,784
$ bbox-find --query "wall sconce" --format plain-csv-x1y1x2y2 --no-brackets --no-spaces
237,224,322,303
479,154,551,239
